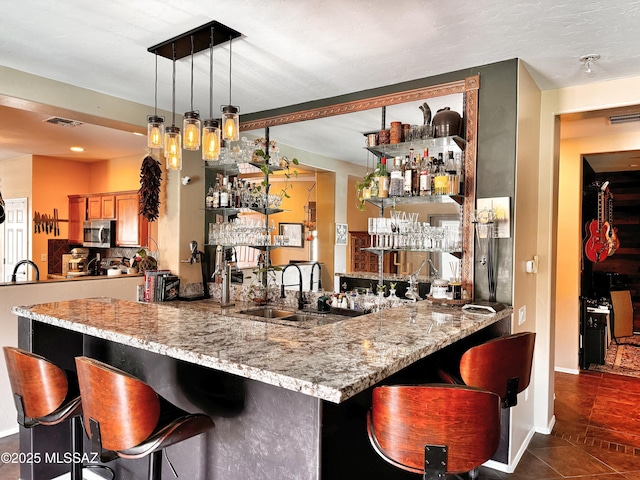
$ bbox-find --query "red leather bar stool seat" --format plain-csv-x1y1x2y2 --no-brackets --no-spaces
3,346,109,480
75,356,214,480
439,332,536,408
367,384,501,479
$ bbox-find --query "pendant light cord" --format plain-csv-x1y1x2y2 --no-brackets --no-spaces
190,35,195,111
228,36,233,105
154,52,158,116
209,27,214,118
171,43,176,126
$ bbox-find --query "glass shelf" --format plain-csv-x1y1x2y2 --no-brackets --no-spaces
250,207,285,215
205,243,280,251
249,161,285,173
363,247,462,258
204,163,241,176
365,194,463,208
204,207,240,216
365,135,465,158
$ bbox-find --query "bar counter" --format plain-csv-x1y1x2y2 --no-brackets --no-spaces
13,298,512,479
13,297,511,403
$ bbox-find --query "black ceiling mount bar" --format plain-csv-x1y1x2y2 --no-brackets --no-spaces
148,20,242,60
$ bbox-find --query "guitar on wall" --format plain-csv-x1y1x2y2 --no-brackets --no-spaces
606,191,620,255
584,181,615,263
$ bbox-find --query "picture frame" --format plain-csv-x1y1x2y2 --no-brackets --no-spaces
335,223,348,245
278,222,304,248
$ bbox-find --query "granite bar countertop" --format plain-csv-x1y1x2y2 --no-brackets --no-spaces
12,298,511,403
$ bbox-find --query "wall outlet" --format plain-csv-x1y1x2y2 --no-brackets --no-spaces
41,253,47,262
518,305,526,325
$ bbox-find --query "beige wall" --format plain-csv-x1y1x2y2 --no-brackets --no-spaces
540,76,640,375
512,61,543,457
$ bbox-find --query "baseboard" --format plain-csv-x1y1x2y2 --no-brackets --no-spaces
483,425,536,474
536,414,556,435
554,366,580,375
53,469,104,480
0,425,18,438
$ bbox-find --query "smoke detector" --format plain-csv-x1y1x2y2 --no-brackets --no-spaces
579,54,600,77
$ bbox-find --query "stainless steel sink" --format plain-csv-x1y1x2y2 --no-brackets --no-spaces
238,307,294,319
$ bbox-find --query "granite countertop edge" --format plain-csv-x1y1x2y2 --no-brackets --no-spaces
12,298,512,404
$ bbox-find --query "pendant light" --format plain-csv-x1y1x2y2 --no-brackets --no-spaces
183,35,201,151
202,26,221,161
165,44,182,170
146,52,165,149
221,36,239,141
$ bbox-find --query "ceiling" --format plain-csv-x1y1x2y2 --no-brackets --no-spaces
2,0,640,168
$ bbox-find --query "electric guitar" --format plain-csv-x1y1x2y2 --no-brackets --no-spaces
584,183,610,263
606,191,620,255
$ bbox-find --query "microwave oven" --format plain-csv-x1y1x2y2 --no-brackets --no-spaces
83,220,115,248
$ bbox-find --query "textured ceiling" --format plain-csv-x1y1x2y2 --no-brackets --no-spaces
1,0,640,166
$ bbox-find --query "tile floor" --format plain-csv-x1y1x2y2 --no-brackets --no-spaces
1,371,640,479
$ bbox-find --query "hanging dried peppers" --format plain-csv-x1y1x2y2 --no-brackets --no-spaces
138,154,162,222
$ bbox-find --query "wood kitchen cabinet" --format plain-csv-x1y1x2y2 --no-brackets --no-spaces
68,195,87,245
115,192,148,247
87,195,116,219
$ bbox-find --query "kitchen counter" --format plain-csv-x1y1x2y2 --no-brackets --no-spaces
13,298,512,480
0,272,142,287
13,297,511,403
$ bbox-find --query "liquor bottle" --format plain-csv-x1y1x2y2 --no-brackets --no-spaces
219,177,229,207
212,179,220,208
369,161,380,198
419,155,431,196
206,183,216,208
445,151,459,195
411,152,421,196
434,153,448,195
377,157,390,198
388,156,403,197
403,154,413,196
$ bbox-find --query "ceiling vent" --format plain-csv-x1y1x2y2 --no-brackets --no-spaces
43,117,83,127
608,113,640,125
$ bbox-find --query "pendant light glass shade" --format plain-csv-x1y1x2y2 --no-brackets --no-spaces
165,125,182,170
147,115,165,149
202,119,221,160
183,111,201,150
222,105,239,141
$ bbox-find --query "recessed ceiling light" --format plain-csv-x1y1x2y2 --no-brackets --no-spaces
70,146,84,152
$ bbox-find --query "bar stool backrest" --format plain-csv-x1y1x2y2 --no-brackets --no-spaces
367,384,501,475
75,356,161,452
3,346,68,420
459,332,536,407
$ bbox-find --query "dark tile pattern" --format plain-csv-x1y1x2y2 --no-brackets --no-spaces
47,238,70,274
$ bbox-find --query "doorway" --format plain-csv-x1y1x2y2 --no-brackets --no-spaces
2,198,29,282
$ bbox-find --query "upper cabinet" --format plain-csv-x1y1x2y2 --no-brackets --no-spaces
68,191,147,247
68,195,87,245
115,192,148,247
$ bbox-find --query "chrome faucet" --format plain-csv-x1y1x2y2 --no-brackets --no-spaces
406,259,427,302
309,262,322,292
11,260,40,282
280,264,305,310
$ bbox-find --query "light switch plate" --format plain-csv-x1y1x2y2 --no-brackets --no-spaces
518,305,526,325
41,253,47,262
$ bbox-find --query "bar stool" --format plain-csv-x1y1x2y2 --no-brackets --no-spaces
367,384,501,479
74,356,214,480
2,346,111,480
439,332,536,408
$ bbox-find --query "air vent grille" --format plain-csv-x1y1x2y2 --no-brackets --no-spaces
609,113,640,125
44,117,83,127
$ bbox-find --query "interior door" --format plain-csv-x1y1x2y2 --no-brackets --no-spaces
2,198,28,282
